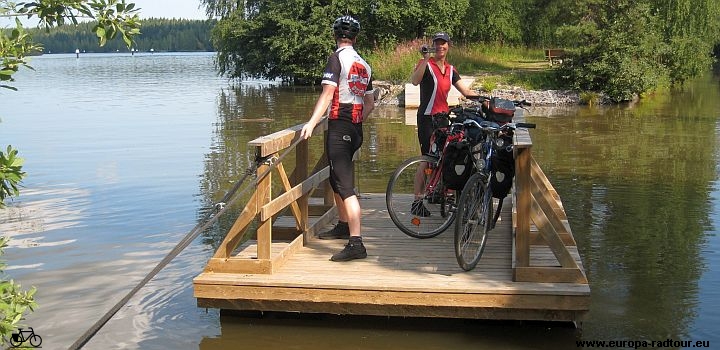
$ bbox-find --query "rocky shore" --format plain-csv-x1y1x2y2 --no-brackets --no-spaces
373,81,582,107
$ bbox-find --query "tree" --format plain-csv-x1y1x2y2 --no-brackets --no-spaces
461,0,523,45
555,0,720,101
209,0,471,83
556,1,667,101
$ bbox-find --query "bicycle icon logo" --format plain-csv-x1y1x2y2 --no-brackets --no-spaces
9,327,42,348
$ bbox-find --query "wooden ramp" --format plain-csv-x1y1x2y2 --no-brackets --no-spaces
194,193,590,322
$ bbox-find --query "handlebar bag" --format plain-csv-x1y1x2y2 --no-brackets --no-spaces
483,97,516,123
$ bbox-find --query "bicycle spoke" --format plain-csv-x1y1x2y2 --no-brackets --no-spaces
387,156,456,238
454,173,489,271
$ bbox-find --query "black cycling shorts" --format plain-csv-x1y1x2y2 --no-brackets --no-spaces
326,120,363,200
417,113,434,155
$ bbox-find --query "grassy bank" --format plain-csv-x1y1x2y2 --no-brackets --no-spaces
365,42,563,91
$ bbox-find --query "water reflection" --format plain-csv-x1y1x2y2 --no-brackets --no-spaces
528,73,720,343
201,313,579,350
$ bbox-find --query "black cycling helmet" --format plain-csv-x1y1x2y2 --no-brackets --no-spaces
333,15,360,39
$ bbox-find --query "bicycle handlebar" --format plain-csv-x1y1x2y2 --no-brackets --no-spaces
462,118,536,131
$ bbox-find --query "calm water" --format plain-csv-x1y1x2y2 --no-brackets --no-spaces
1,52,718,349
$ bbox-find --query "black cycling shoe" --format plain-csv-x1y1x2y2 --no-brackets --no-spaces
411,199,431,217
330,240,367,262
317,222,350,240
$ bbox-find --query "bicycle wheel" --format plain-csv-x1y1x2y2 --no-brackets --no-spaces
454,172,491,271
29,334,42,347
386,155,456,238
9,336,23,347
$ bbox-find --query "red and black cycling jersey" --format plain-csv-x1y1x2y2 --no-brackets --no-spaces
321,46,373,123
416,58,461,116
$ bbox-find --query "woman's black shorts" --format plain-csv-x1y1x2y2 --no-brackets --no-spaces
417,113,434,155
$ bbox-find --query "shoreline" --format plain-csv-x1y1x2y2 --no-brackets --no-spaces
374,80,583,107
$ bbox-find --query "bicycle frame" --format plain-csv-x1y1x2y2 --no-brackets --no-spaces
424,116,467,199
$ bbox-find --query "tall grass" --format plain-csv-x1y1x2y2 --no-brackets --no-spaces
366,41,560,90
364,40,427,84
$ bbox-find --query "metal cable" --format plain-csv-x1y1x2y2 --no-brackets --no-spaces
68,135,307,349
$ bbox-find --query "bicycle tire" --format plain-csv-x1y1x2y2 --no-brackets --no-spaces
29,334,42,347
9,337,23,347
454,172,491,271
386,155,456,238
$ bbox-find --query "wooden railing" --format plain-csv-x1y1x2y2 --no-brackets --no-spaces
203,119,337,274
201,116,588,284
512,128,588,284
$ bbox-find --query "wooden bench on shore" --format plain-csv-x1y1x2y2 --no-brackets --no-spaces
545,49,565,66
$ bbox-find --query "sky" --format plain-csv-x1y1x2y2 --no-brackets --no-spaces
1,0,209,26
130,0,209,20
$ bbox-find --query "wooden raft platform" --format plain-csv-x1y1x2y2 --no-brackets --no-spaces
193,118,590,324
194,192,589,322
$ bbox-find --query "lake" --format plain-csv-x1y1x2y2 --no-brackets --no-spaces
1,52,718,349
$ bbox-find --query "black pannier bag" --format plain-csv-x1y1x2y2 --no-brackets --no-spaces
490,135,515,198
428,114,451,156
429,127,448,156
442,141,474,190
482,97,516,123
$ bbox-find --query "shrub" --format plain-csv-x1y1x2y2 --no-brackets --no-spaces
0,146,26,208
0,237,37,344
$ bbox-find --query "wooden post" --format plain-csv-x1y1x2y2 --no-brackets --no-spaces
256,161,272,260
297,138,309,238
514,147,531,269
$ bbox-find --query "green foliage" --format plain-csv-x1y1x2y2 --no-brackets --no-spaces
365,40,427,84
206,0,720,98
0,19,40,91
556,2,668,101
555,0,720,101
0,145,25,208
212,0,336,83
462,0,524,45
209,0,477,83
13,0,141,47
0,237,37,344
